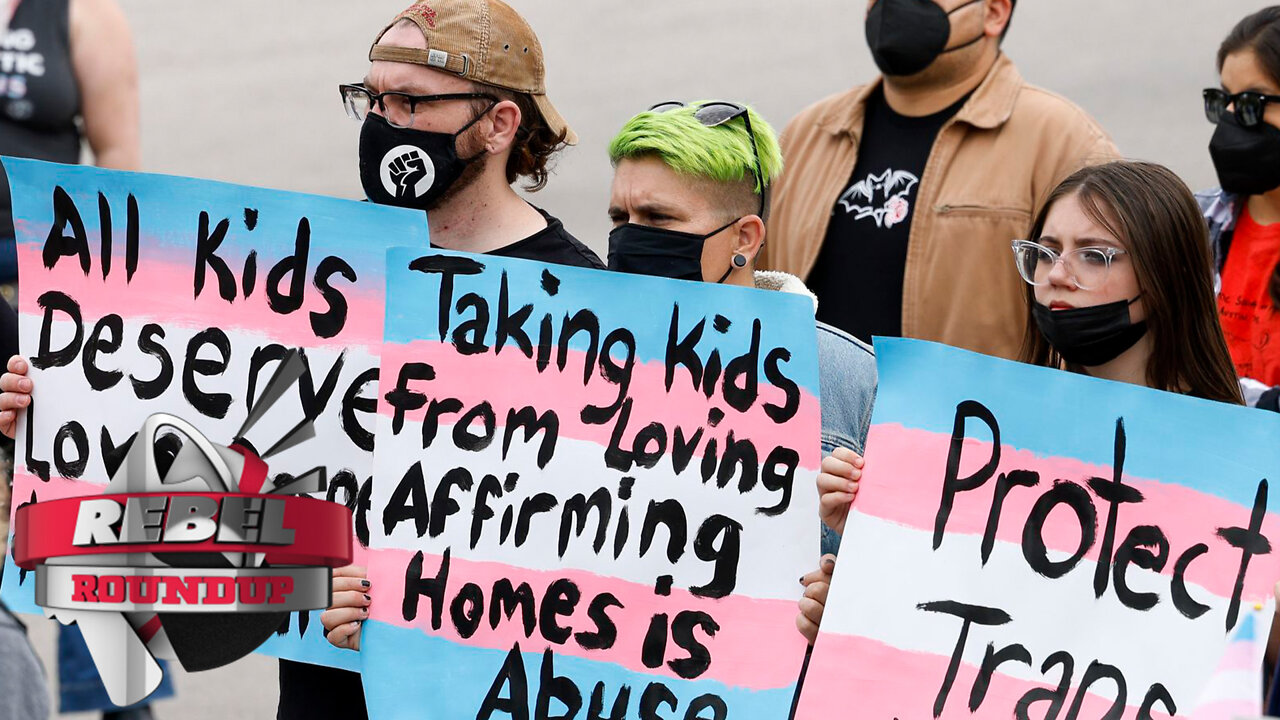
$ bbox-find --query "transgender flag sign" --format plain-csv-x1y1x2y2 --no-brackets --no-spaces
797,338,1280,720
360,249,822,719
0,158,428,672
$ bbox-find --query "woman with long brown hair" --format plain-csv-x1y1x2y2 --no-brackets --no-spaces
804,160,1245,648
1014,160,1242,404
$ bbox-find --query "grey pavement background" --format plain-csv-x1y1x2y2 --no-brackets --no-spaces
18,1,1280,717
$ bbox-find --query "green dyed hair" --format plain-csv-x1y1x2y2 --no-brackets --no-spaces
607,101,783,219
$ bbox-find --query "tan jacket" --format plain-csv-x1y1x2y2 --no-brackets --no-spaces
761,54,1118,360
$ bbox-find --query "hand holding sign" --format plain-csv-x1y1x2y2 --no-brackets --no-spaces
797,554,837,645
0,158,429,677
797,339,1280,720
359,248,823,719
817,446,862,536
0,354,31,438
320,564,371,651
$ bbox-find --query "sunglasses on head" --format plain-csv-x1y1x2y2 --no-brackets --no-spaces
648,101,767,218
1203,87,1280,128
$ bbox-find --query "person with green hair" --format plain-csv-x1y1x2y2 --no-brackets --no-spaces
605,101,876,645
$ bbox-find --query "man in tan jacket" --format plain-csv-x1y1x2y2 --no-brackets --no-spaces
761,0,1117,359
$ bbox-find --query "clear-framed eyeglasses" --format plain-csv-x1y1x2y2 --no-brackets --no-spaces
339,83,496,129
1010,239,1127,291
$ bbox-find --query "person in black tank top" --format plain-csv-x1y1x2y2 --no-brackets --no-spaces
0,0,140,285
0,3,142,717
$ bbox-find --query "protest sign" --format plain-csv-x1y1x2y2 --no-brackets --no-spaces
0,158,427,671
797,338,1280,720
358,248,821,719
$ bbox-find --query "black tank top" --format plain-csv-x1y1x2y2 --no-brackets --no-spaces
0,0,81,242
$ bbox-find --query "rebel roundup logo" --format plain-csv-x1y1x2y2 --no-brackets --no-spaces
10,351,352,706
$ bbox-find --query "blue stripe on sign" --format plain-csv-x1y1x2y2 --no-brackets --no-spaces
3,157,429,278
383,247,823,397
254,610,362,672
1233,612,1257,642
360,620,798,720
0,551,39,614
867,337,1280,511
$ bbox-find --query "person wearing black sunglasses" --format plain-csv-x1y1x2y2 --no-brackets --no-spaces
1198,10,1280,707
604,101,878,652
1198,7,1280,416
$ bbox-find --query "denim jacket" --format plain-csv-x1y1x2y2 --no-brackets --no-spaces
755,271,878,555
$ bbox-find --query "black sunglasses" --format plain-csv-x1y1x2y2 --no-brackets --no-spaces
1203,88,1280,128
649,100,767,218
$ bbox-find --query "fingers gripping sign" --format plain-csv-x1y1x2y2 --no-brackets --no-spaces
817,447,863,536
322,565,371,652
796,554,837,645
0,354,33,440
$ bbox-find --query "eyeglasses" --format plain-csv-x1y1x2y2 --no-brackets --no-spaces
649,100,767,218
1203,88,1280,128
339,83,496,129
1011,239,1126,291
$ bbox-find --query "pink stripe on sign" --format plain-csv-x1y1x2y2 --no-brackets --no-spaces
797,632,1192,720
857,425,1280,602
364,546,807,691
1190,699,1261,720
18,246,384,348
1213,640,1260,673
9,472,104,506
345,543,370,574
378,342,821,469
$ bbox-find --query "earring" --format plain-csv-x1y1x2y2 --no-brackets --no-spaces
732,253,748,268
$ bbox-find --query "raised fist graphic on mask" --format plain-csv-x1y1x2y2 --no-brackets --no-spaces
389,151,427,198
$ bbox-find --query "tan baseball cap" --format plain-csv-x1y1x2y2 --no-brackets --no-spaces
369,0,577,145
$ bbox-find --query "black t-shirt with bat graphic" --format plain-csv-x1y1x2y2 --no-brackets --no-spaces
806,87,967,343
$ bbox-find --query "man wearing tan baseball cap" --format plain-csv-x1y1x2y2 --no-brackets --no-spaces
278,2,600,718
346,0,601,264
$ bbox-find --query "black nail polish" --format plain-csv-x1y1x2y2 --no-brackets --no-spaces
361,580,370,588
364,594,371,602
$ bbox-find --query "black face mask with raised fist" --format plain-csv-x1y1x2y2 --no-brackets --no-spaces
358,109,489,211
865,0,985,77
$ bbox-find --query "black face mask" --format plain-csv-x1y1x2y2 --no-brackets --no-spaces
1031,297,1147,367
358,109,490,210
1209,112,1280,196
865,0,985,77
607,219,739,283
